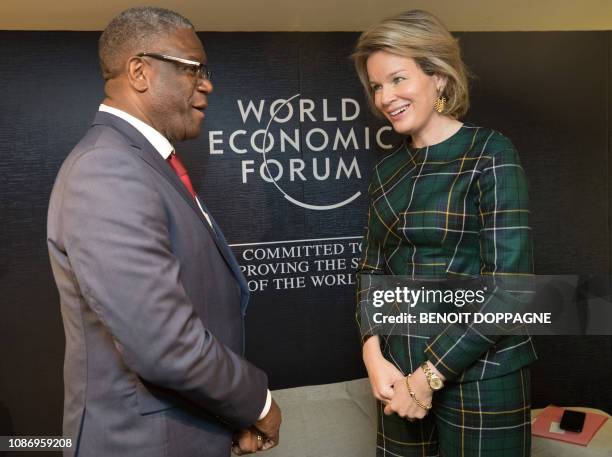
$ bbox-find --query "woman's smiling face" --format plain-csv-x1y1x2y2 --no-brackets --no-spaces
367,51,443,138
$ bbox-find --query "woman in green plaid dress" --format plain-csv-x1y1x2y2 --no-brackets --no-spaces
353,10,536,457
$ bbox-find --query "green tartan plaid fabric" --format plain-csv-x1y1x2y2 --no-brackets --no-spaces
356,125,537,456
376,368,532,457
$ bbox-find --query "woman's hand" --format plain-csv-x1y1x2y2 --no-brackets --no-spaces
383,367,432,420
362,336,405,402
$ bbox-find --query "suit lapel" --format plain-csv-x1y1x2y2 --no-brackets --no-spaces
92,112,249,305
196,199,250,313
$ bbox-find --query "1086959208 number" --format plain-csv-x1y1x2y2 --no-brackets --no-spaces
2,437,72,451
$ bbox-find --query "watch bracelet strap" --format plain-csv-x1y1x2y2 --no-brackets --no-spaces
421,361,441,390
405,374,432,410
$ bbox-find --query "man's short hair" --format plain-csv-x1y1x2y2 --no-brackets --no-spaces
99,6,194,80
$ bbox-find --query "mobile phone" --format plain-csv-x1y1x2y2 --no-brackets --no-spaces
559,409,586,433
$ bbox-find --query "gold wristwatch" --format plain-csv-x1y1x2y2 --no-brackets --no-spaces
421,361,444,391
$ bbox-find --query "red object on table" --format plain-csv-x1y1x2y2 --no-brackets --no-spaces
532,406,609,446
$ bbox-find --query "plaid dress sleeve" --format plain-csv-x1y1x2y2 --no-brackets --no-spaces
424,138,535,381
355,180,387,343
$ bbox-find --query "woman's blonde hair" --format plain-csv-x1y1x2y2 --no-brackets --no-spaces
352,10,469,119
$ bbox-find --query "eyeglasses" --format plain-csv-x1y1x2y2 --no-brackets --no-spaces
136,52,212,81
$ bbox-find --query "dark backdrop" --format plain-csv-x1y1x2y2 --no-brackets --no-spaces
1,31,611,440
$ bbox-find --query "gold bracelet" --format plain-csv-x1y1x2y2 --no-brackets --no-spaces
405,374,432,410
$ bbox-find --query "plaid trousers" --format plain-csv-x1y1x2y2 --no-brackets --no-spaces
376,368,532,457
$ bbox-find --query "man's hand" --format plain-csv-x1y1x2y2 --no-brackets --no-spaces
363,336,405,402
232,428,263,455
253,398,281,450
383,368,432,420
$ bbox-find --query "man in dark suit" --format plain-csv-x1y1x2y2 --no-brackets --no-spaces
47,7,280,456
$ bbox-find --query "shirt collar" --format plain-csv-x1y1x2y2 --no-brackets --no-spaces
99,104,174,159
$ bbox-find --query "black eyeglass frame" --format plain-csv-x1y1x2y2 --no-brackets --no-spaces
136,52,212,81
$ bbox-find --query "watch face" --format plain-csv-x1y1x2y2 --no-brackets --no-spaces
431,378,444,390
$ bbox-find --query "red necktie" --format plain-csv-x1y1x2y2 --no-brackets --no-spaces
167,152,196,199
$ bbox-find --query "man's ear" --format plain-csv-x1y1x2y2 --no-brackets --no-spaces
126,57,149,92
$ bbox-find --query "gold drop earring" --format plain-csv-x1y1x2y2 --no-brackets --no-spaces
433,92,447,113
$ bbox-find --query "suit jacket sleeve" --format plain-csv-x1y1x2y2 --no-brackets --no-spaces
424,141,534,381
61,146,267,428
